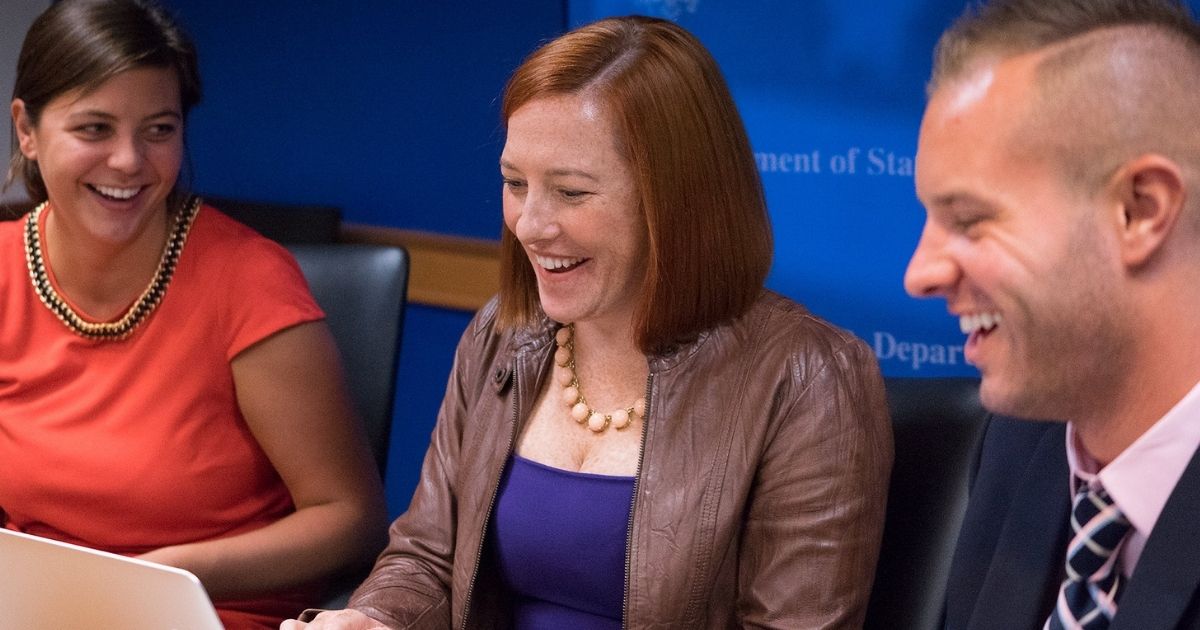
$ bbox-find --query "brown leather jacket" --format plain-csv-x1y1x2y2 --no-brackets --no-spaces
348,291,892,629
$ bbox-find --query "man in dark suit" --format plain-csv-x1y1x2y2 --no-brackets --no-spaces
904,1,1200,628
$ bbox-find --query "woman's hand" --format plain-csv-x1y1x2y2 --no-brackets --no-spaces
280,609,387,629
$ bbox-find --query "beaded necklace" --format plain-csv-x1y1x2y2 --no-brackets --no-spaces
23,196,200,341
554,323,646,433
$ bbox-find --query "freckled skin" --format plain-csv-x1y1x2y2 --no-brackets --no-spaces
500,94,647,333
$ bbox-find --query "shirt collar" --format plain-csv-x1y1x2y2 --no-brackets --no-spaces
1066,377,1200,538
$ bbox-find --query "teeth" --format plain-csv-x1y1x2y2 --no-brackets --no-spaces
959,312,1002,334
536,255,584,270
94,185,140,200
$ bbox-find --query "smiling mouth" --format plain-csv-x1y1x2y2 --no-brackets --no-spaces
960,312,1002,335
536,255,588,274
88,184,143,201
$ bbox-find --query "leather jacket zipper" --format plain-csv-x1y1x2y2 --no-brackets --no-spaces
460,363,522,629
621,373,654,629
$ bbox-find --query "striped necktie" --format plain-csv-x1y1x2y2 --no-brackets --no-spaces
1045,483,1132,630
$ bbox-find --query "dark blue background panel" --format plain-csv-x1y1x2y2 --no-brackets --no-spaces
167,0,564,239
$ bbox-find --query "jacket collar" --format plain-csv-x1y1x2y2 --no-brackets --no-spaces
1110,443,1200,630
498,306,713,375
967,424,1071,630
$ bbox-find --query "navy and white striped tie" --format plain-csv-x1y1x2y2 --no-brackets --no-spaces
1045,483,1132,630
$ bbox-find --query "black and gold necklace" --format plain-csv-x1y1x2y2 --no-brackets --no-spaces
23,196,200,341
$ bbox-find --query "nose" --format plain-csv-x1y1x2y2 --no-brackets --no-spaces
107,134,145,174
510,190,561,244
903,220,958,299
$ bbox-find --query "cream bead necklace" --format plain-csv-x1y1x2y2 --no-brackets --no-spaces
555,324,646,433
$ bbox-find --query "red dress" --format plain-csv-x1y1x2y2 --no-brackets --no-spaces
0,204,324,628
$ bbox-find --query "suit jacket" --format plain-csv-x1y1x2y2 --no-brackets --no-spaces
944,416,1200,630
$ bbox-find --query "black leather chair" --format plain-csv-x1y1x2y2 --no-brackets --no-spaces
287,244,408,611
207,196,341,244
287,244,408,475
0,200,34,221
865,377,989,630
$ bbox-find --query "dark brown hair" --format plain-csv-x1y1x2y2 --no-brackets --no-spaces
6,0,202,207
498,16,772,354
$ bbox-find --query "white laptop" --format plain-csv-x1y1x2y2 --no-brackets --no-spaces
0,528,224,630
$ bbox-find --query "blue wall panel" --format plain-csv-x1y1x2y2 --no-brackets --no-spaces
167,0,564,239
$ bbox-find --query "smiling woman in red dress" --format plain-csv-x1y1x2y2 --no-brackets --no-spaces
0,1,386,628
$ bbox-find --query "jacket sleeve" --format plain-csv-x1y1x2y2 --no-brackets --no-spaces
737,336,893,629
345,319,485,629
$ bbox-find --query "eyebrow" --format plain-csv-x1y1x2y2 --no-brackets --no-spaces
499,160,598,182
924,193,1001,222
548,168,598,182
926,192,976,209
925,192,961,208
68,109,182,121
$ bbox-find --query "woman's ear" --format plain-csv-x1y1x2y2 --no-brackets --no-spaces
1109,153,1185,268
11,99,38,160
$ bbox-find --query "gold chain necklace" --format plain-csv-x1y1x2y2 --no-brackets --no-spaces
23,196,200,341
555,323,646,433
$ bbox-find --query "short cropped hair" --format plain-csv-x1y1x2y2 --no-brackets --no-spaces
498,16,772,354
7,0,202,207
930,0,1200,92
929,0,1200,201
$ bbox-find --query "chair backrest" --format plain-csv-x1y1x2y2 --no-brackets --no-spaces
865,377,989,630
208,196,342,244
287,244,408,476
0,200,34,222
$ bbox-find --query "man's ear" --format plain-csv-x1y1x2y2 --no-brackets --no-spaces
1109,154,1186,268
11,99,38,160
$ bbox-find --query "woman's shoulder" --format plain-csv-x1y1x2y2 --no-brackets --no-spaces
468,295,503,339
446,296,561,395
190,203,289,256
184,203,304,281
689,291,881,399
0,217,24,285
461,295,556,353
0,214,24,247
735,290,872,362
179,203,312,304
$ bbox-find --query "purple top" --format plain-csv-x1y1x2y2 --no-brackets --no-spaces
488,454,635,629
